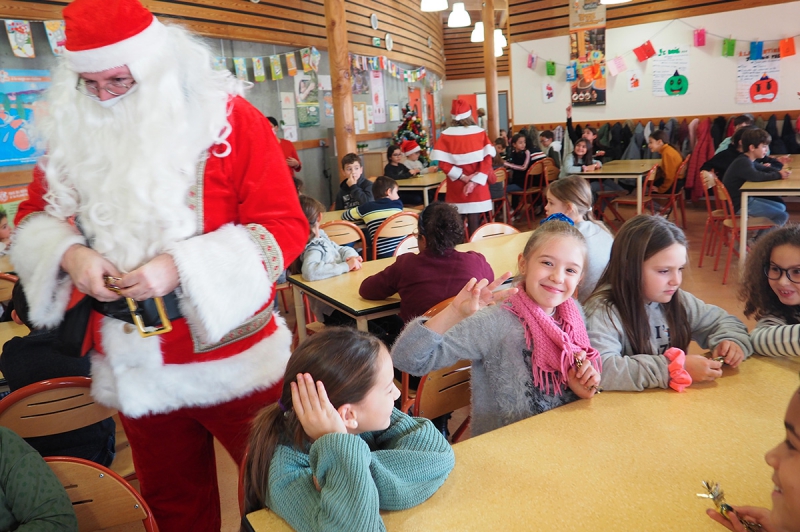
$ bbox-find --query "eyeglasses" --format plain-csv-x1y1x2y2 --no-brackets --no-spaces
764,264,800,284
75,77,136,99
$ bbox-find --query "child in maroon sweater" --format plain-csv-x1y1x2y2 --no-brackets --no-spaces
359,202,494,323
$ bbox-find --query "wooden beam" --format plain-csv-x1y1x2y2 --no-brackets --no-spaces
325,0,356,179
483,0,499,141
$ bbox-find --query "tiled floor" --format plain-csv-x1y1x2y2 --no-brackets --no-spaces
106,200,793,531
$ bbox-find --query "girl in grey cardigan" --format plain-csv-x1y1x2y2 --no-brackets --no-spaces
392,222,601,437
584,216,752,392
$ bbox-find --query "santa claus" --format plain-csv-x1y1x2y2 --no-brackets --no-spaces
11,0,307,530
430,99,496,235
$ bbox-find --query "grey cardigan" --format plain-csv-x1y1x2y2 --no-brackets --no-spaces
391,304,578,437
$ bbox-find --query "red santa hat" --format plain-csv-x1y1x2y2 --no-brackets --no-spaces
63,0,168,73
401,140,421,156
451,99,473,121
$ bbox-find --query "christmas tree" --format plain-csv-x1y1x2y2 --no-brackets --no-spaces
393,104,429,165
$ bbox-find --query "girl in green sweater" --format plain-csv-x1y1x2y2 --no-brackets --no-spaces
242,328,454,532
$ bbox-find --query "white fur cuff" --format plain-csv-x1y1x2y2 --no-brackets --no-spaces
10,214,87,328
167,224,273,344
447,166,463,180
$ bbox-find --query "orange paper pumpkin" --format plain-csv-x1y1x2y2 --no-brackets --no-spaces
750,74,778,103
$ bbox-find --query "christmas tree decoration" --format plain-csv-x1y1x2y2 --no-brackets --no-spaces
393,104,430,166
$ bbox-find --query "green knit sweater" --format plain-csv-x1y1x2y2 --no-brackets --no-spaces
0,427,78,531
266,408,454,532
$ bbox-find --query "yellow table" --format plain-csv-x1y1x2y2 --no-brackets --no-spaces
577,159,659,215
290,231,531,340
396,172,446,206
245,356,799,531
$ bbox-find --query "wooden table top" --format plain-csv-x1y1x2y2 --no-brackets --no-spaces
578,159,659,176
288,231,531,316
396,172,446,188
741,177,800,192
246,356,799,532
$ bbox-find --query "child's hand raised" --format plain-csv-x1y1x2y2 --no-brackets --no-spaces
424,273,518,334
291,373,348,440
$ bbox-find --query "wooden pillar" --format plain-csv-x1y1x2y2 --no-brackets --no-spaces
324,0,356,179
482,0,499,141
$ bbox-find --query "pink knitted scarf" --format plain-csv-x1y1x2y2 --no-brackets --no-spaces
503,285,601,395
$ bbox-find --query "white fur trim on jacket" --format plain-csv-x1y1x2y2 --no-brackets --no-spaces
446,166,463,180
453,199,492,214
432,145,496,166
65,18,168,73
10,214,87,328
470,172,489,186
167,223,273,345
91,314,292,418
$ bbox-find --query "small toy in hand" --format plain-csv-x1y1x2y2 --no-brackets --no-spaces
697,481,762,531
573,352,602,393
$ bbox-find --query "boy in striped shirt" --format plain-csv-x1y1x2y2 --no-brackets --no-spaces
343,176,404,258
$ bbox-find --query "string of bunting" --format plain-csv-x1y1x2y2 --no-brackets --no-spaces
516,17,799,80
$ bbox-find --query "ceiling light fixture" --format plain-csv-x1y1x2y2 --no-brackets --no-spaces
420,0,448,12
447,2,471,28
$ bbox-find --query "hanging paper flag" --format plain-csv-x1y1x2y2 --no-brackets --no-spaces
693,29,706,47
310,47,321,72
527,53,538,69
379,56,387,69
286,52,298,76
566,62,577,82
5,20,35,58
300,48,312,72
253,57,266,82
722,38,736,57
607,56,627,77
634,40,656,62
43,20,66,55
780,37,796,58
420,66,426,79
546,61,556,76
212,57,227,71
270,55,283,80
233,58,248,81
750,41,764,60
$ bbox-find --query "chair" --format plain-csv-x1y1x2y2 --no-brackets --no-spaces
394,235,419,256
652,154,691,228
712,177,775,285
46,456,158,532
507,159,547,228
0,377,135,480
433,178,447,202
320,220,368,261
371,211,419,260
490,167,510,223
698,170,726,268
469,222,520,242
605,164,659,228
0,272,18,303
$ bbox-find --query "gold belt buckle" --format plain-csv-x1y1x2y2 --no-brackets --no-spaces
125,297,173,338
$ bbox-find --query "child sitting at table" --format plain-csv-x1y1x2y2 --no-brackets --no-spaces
292,195,363,324
647,130,684,194
334,153,374,210
241,328,455,531
0,282,116,466
401,140,438,174
391,220,601,437
739,224,800,358
342,176,405,259
723,128,791,229
584,215,752,392
565,138,602,174
706,382,800,532
384,144,417,180
545,176,613,303
539,130,561,169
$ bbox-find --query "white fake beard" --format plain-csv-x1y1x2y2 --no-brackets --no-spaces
33,25,244,272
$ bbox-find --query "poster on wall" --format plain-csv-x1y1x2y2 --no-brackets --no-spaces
652,46,690,97
0,185,29,233
283,125,298,142
322,91,334,118
370,71,386,124
542,81,556,103
280,92,295,109
353,102,368,134
388,103,401,122
294,72,320,127
318,75,332,91
351,61,370,95
0,69,50,167
737,57,780,104
568,1,606,107
626,68,642,92
366,105,375,132
281,109,296,127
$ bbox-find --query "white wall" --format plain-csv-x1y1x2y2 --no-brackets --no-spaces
440,76,511,119
510,2,800,125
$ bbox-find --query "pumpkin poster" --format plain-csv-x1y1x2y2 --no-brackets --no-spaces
652,45,690,97
736,57,780,104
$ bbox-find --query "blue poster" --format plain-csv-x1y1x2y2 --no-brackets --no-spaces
0,69,50,167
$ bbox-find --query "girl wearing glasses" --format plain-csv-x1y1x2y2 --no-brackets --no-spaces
741,224,800,357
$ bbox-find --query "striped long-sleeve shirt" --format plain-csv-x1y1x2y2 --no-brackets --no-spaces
751,315,800,357
342,197,404,259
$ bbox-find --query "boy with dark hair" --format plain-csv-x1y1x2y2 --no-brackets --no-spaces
334,153,374,210
342,176,404,258
723,128,791,228
0,282,116,466
715,114,755,154
538,130,561,169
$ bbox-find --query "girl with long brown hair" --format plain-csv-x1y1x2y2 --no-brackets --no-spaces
584,215,752,392
241,328,454,531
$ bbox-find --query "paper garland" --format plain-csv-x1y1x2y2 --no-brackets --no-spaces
233,58,248,81
270,55,283,80
43,20,66,56
693,29,706,47
633,40,656,62
722,38,737,57
5,20,34,58
286,52,298,77
253,57,266,82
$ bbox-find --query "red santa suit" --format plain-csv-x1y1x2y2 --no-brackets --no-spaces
10,1,307,531
430,100,496,214
279,137,302,174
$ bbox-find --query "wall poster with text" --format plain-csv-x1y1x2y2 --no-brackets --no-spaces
569,1,606,107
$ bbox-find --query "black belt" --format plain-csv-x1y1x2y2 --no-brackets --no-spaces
93,291,182,329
